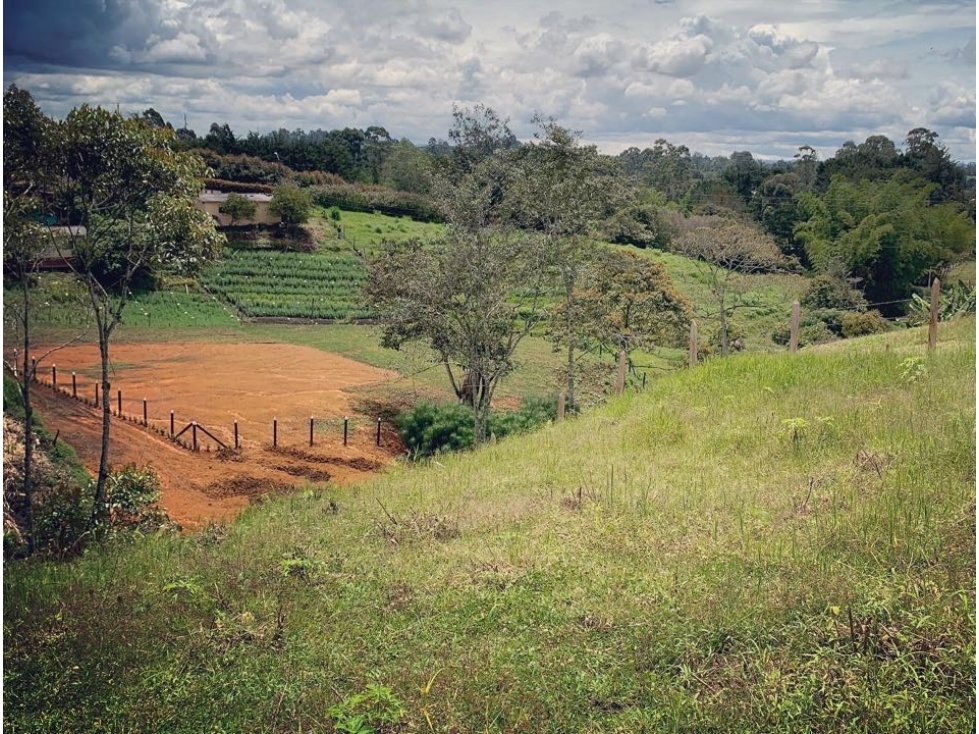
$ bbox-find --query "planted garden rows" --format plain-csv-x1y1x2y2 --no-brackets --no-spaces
202,249,374,320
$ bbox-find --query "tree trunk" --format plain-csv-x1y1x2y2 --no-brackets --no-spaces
718,294,730,358
90,327,112,528
20,279,35,553
564,275,577,407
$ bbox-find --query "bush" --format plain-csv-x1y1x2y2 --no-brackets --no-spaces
394,402,474,457
802,271,866,311
309,183,444,223
394,395,562,458
841,310,890,338
772,319,838,347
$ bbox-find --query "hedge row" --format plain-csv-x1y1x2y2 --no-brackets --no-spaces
308,183,444,223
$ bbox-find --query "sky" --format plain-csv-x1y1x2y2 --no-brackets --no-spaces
4,0,976,162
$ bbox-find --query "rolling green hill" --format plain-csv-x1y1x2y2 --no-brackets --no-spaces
5,318,974,733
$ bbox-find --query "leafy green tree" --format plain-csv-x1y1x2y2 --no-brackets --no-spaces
42,105,224,525
2,85,52,552
219,192,257,227
574,248,691,358
367,127,548,446
675,219,790,355
795,175,975,304
507,117,618,405
203,122,237,154
269,183,313,226
381,140,434,195
723,151,764,205
750,172,807,262
442,103,519,182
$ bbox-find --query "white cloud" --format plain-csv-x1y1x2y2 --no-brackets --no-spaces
3,0,975,160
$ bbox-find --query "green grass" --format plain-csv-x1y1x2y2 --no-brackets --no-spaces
201,249,374,320
321,208,444,256
634,246,809,351
2,273,241,334
4,318,974,732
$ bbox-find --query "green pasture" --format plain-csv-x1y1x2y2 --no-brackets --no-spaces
4,318,974,732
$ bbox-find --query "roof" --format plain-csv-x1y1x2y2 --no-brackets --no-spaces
48,225,87,237
198,191,273,203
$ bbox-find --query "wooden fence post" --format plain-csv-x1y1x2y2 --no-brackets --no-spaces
117,389,122,417
688,320,698,367
143,398,148,426
343,417,349,446
95,383,99,407
376,418,382,446
71,372,77,398
615,351,626,394
309,416,314,447
192,422,198,452
789,301,801,353
52,364,57,388
928,278,940,350
234,420,239,450
557,391,566,421
273,417,278,448
170,410,175,437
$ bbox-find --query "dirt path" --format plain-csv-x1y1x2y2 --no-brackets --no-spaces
24,342,404,530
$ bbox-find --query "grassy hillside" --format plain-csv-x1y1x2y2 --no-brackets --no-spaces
5,319,974,733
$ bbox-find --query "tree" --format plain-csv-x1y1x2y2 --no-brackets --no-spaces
574,248,691,360
507,116,618,406
795,175,975,305
363,126,394,185
219,192,257,227
723,151,764,205
269,183,313,227
443,103,519,182
42,105,224,525
793,145,819,192
750,172,806,261
381,140,433,195
675,219,790,355
204,122,237,154
2,85,51,552
367,138,548,446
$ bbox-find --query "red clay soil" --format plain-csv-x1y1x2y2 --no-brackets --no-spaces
24,342,404,530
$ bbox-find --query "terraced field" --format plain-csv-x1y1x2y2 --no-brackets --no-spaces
202,249,374,320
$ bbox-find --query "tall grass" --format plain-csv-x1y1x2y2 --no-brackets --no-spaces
4,319,973,732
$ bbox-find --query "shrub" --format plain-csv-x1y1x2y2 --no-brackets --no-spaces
309,183,444,223
801,271,866,311
394,395,562,458
772,319,837,347
394,402,475,457
841,310,890,338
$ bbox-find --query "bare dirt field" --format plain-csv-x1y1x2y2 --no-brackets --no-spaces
23,342,403,530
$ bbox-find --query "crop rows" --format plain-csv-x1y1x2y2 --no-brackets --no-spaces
202,250,376,320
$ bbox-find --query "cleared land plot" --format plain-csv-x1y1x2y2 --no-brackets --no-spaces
21,342,402,529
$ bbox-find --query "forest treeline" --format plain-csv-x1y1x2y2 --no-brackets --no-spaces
146,106,975,306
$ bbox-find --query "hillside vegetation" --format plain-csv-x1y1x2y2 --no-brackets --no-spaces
4,319,974,733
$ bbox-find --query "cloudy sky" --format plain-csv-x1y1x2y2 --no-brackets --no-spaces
4,0,976,161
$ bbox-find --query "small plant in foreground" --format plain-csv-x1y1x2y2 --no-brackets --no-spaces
328,683,405,734
899,356,927,384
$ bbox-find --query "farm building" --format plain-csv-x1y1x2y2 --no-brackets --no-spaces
195,191,279,227
28,226,85,270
